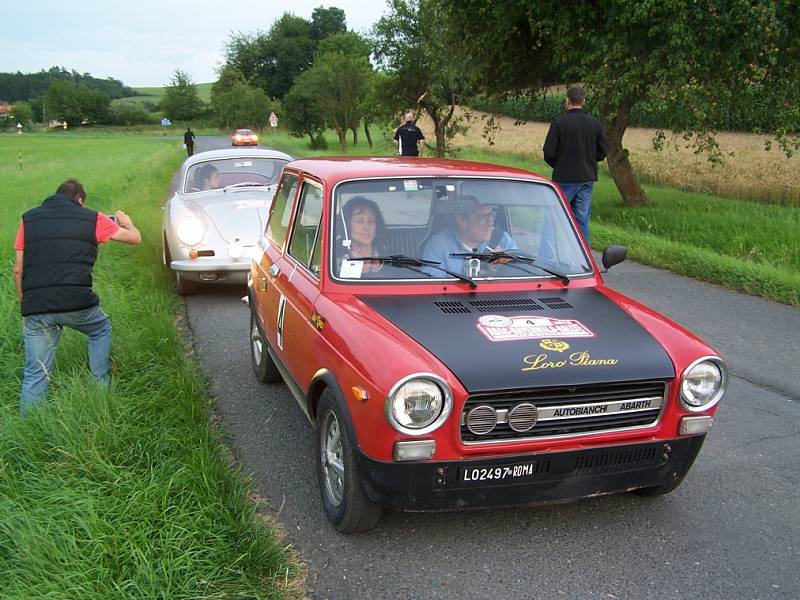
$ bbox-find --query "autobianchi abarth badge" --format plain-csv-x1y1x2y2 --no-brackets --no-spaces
477,315,594,342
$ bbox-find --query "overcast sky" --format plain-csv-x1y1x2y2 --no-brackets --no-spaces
1,1,389,87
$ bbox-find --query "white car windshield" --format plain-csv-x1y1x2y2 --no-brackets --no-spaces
331,177,592,283
184,158,287,193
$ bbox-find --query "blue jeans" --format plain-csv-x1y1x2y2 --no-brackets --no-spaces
20,305,112,416
558,181,594,245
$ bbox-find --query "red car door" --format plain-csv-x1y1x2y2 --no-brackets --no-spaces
274,180,324,393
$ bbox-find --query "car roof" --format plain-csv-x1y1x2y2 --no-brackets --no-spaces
182,148,292,165
235,129,254,133
285,156,549,186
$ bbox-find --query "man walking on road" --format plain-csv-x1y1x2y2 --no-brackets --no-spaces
543,86,607,245
393,111,426,157
13,179,142,416
184,127,196,157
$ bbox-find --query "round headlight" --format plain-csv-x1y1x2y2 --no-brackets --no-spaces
680,357,726,411
176,216,205,247
386,374,452,435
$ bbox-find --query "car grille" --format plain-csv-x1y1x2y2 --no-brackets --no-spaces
460,380,667,444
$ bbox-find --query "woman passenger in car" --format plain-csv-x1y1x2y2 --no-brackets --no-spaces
337,196,387,275
191,164,220,191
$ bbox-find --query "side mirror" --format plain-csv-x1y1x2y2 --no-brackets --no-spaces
601,245,627,270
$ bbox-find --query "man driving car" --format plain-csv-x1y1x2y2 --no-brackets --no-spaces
422,195,517,276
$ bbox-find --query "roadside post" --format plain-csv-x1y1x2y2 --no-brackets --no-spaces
269,112,278,136
16,122,22,134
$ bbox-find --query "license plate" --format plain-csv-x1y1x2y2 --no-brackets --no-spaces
459,461,540,485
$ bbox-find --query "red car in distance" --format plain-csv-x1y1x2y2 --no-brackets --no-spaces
232,128,258,146
245,157,727,533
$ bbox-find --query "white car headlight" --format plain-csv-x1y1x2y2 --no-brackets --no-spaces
680,357,726,412
386,374,452,435
176,216,205,247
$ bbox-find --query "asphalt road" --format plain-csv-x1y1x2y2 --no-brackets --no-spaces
180,138,800,600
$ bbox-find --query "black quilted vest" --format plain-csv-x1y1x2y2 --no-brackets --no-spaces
21,194,99,316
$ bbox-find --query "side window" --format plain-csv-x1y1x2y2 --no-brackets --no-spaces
266,173,298,247
288,183,324,275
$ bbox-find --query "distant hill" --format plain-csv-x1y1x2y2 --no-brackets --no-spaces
114,83,214,108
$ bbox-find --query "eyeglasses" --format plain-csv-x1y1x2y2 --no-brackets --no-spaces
469,208,497,224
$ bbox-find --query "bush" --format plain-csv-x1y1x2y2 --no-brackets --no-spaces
107,103,157,126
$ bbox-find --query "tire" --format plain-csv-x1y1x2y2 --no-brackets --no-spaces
175,271,199,296
250,311,281,383
315,390,381,533
631,472,687,497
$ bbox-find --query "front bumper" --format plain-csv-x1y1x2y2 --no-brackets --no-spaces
356,436,705,510
170,258,249,283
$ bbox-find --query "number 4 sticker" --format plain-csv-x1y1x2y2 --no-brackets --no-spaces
277,294,286,350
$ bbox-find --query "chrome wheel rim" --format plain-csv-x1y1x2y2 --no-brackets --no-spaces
321,411,344,506
251,319,263,366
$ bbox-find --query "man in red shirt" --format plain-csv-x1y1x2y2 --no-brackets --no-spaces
13,179,141,415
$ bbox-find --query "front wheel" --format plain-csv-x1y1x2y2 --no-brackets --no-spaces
315,390,381,533
250,311,281,383
174,271,198,296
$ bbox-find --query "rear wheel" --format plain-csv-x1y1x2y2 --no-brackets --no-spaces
250,312,281,383
315,390,381,533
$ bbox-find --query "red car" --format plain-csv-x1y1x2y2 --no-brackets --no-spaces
232,128,258,146
246,157,726,533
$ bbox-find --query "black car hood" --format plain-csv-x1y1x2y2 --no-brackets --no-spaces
360,289,675,393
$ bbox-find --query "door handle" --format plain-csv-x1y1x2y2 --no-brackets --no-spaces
269,264,280,277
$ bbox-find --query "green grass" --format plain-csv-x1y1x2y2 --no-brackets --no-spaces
123,83,214,105
0,135,300,599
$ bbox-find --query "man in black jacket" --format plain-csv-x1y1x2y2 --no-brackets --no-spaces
543,86,607,244
184,127,196,157
13,179,141,415
393,111,426,156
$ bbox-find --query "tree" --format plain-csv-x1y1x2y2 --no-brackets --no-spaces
43,80,110,126
161,69,203,121
11,101,34,125
435,0,800,205
372,0,470,157
214,82,274,130
283,72,328,148
223,8,348,100
310,6,347,42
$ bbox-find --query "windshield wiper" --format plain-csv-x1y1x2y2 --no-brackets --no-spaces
352,254,477,289
450,251,570,285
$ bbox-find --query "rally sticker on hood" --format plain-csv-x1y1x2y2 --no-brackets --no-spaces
477,315,594,342
233,199,269,210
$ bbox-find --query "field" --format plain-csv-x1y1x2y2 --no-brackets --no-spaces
113,83,214,108
447,108,800,205
0,134,301,598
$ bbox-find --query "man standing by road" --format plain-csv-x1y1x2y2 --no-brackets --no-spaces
13,179,142,416
393,111,426,157
184,126,196,157
543,86,607,244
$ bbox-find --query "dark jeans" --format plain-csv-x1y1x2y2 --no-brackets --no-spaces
558,181,594,244
186,144,194,157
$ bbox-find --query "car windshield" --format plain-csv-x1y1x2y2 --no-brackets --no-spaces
330,177,592,283
184,157,287,193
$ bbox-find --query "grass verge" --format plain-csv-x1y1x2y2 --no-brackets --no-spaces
0,135,301,598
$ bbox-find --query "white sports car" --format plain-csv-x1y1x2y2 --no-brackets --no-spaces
162,148,292,294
